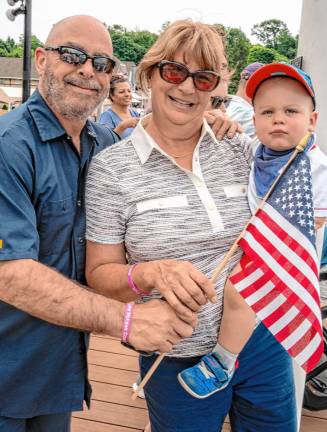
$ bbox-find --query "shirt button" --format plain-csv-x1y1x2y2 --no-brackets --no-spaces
208,203,216,211
77,200,82,207
78,237,85,244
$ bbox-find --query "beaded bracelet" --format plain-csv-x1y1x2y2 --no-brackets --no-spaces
127,264,147,296
121,302,134,343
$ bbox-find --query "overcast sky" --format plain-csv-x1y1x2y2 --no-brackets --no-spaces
0,0,303,43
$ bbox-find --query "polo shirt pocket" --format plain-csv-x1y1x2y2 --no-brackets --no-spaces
38,195,75,256
223,184,247,198
136,195,189,214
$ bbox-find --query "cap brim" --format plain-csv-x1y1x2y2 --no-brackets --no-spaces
246,63,315,100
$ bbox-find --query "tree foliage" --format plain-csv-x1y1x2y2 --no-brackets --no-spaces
0,35,43,57
251,19,297,59
108,25,157,64
224,27,251,94
247,45,288,64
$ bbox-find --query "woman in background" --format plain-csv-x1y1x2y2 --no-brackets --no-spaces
99,76,140,139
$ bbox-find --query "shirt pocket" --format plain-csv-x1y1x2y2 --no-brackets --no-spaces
136,195,189,214
38,195,76,256
223,184,247,198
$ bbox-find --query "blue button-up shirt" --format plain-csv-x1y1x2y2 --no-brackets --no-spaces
0,90,118,417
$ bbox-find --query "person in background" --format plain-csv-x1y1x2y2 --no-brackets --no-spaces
207,75,230,113
227,62,263,139
85,21,297,432
0,15,197,432
99,76,140,139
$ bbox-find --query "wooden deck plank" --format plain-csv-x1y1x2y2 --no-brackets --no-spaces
89,364,139,387
88,350,139,371
91,381,146,409
74,400,148,430
90,337,138,357
71,335,327,431
72,417,141,431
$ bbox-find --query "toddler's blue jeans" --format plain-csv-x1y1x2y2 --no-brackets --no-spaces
140,323,297,432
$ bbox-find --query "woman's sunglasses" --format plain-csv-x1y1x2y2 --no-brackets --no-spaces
211,96,230,109
45,46,116,74
157,60,220,92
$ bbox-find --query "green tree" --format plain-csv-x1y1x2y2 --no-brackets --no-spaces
129,30,157,52
108,26,157,64
225,27,251,93
251,19,288,50
251,19,297,60
247,45,288,64
275,31,297,59
110,32,146,63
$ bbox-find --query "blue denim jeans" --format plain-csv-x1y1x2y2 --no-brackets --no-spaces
0,413,71,432
140,323,297,432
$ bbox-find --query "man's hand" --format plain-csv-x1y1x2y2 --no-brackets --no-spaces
205,109,242,141
129,299,197,353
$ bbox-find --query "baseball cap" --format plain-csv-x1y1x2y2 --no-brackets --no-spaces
240,62,264,80
246,62,316,108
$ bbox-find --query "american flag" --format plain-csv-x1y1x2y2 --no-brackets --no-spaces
230,150,323,372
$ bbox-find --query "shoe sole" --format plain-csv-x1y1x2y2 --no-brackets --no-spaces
177,373,229,399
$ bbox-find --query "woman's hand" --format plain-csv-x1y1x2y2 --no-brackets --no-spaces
114,117,140,135
136,260,217,320
121,117,140,129
205,109,242,141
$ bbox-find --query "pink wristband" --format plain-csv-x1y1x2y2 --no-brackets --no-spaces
121,302,134,343
127,264,147,296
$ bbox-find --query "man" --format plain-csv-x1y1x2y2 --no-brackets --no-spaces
226,62,263,139
0,16,196,432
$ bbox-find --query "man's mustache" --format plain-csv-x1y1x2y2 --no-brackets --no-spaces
64,76,102,91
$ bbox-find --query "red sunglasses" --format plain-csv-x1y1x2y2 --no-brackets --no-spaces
157,60,220,92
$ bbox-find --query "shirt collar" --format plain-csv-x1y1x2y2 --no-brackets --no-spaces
27,89,67,142
27,89,98,144
132,115,217,164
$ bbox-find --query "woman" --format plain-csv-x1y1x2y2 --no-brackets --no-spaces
99,76,140,139
85,21,296,432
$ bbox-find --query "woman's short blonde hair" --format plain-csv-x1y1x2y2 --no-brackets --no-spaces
137,20,226,93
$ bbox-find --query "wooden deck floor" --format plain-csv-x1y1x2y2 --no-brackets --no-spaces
72,335,327,432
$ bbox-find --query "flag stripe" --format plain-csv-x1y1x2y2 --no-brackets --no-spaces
253,208,319,283
240,232,321,324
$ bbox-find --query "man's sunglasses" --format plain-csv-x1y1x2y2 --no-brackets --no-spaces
45,46,116,74
157,60,220,92
211,96,230,109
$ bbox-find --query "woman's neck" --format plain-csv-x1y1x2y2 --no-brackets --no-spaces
145,114,202,154
144,114,203,171
111,104,130,116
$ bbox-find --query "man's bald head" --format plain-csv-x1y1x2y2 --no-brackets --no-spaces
45,15,112,53
36,15,114,123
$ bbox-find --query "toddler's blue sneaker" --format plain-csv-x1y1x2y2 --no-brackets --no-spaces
177,352,235,399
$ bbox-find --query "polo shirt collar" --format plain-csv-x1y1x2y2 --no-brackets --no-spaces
27,89,66,142
132,115,217,164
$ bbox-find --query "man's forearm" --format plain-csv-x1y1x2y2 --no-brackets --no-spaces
0,259,124,337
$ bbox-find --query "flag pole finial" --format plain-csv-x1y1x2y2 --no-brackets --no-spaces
296,132,312,152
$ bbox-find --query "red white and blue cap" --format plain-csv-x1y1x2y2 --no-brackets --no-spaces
246,62,316,109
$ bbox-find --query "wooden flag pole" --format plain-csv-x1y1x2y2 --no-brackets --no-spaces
132,132,312,399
